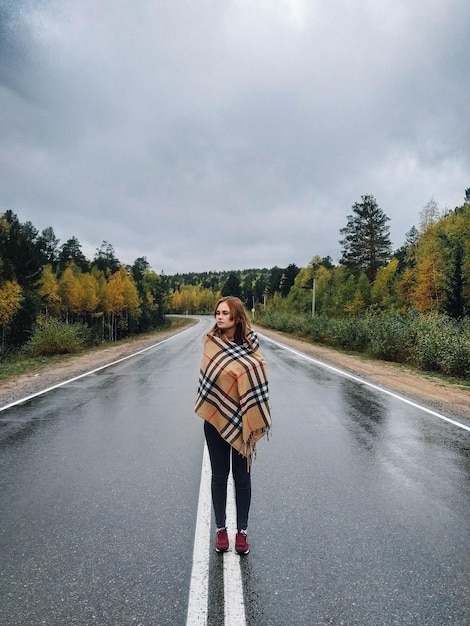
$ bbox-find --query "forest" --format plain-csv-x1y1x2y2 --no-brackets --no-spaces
1,189,469,378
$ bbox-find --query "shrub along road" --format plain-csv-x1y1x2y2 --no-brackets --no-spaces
2,317,468,423
0,317,468,625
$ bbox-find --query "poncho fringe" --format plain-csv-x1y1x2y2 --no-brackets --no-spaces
195,331,271,467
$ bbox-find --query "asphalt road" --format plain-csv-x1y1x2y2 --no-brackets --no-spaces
0,318,469,625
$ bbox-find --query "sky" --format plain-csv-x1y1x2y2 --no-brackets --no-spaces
1,0,469,274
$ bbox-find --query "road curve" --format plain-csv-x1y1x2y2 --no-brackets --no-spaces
0,318,468,625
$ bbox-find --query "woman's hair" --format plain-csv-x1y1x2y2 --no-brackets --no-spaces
209,296,252,345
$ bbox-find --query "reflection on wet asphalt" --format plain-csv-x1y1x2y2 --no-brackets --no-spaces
0,321,469,625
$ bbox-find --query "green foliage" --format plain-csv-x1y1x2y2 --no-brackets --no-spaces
339,195,392,281
222,272,242,298
2,187,469,372
366,311,416,362
258,309,470,379
411,314,470,377
23,319,93,357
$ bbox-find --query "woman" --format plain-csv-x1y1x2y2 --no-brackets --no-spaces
195,296,271,554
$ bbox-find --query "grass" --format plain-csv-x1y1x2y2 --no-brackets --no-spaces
255,317,470,392
0,316,194,384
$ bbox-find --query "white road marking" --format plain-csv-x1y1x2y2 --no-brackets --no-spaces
260,334,470,432
224,477,247,626
186,450,247,626
186,443,212,626
0,327,195,413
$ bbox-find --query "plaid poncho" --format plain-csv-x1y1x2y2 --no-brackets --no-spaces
195,330,271,464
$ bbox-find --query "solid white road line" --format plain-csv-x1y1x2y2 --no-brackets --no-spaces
186,443,212,626
0,326,196,413
224,477,247,626
260,334,470,433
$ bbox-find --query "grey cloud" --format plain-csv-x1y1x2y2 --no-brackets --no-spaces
1,0,469,273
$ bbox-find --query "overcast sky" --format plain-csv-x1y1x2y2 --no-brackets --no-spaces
1,0,469,274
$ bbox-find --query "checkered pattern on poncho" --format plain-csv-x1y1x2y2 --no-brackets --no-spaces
195,331,271,462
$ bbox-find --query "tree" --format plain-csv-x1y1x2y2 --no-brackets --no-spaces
441,239,465,318
58,237,89,273
394,225,419,272
412,224,444,313
58,264,84,321
0,280,22,351
419,198,440,232
131,256,150,284
38,265,61,317
344,273,370,315
0,211,46,286
94,241,120,275
371,258,399,310
221,272,242,298
339,195,392,281
78,272,99,319
279,264,300,297
38,227,60,269
268,266,284,295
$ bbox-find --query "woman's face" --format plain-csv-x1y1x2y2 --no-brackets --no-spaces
215,301,236,335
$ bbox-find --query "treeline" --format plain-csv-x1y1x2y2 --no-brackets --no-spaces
276,193,470,319
0,210,166,353
1,188,469,374
0,208,298,356
254,191,470,378
166,264,300,313
165,190,470,320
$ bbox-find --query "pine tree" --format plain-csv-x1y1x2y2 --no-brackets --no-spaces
339,195,392,281
221,272,242,298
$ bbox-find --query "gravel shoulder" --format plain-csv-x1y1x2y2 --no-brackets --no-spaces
1,319,469,425
257,326,470,425
0,323,196,409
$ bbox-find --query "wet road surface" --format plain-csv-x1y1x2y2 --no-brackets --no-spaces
0,318,469,625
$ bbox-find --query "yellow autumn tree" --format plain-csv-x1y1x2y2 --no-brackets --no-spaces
104,268,141,340
105,270,124,340
58,264,85,321
78,272,99,318
121,270,141,317
38,265,61,317
412,224,445,313
371,258,399,310
168,285,218,314
395,267,416,311
0,280,23,348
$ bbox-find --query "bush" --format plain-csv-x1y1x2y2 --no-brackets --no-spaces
23,319,93,357
411,314,470,377
261,311,309,335
328,316,370,351
258,307,470,380
367,311,417,362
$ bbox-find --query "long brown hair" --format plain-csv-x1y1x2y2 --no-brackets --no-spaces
209,296,252,345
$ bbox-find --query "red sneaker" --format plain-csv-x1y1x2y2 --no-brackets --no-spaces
215,528,229,553
235,530,250,555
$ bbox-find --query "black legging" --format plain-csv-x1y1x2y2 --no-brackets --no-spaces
204,420,251,530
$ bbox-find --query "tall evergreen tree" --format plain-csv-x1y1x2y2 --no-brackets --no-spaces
0,210,46,286
279,264,300,297
58,237,89,273
93,241,120,275
394,225,419,272
221,272,242,299
339,195,392,281
442,240,465,318
38,226,60,270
